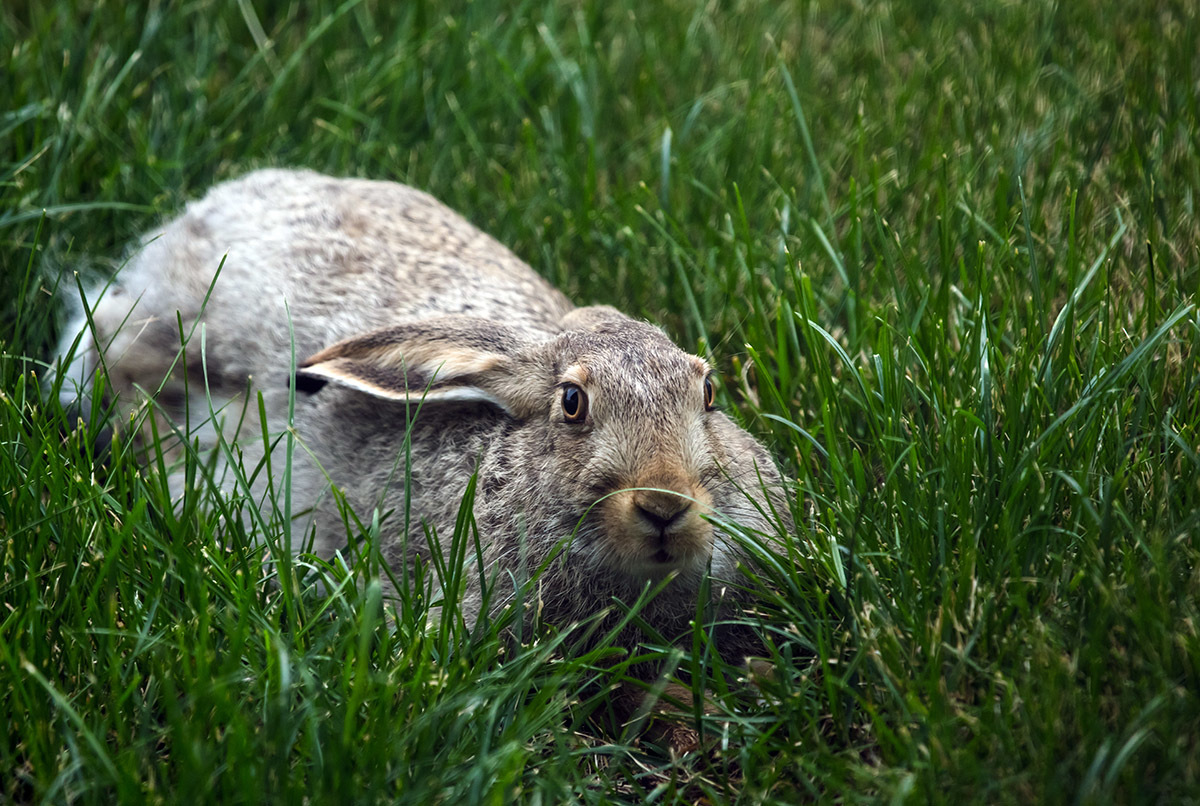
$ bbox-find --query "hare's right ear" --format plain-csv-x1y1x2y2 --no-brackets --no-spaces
296,316,549,418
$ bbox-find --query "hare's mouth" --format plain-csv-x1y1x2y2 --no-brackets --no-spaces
602,538,711,580
642,541,710,573
650,548,674,564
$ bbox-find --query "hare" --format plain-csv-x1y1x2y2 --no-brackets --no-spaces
56,169,790,662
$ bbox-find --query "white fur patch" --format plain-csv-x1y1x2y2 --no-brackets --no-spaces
299,363,513,414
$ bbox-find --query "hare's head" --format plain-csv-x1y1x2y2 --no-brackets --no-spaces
297,306,786,583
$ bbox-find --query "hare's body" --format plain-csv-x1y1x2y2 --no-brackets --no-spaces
59,169,788,650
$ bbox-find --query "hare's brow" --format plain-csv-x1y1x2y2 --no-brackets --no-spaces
555,364,590,386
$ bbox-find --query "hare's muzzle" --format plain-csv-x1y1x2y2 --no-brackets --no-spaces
598,481,715,576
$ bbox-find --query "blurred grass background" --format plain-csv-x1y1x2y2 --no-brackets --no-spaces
2,0,1199,802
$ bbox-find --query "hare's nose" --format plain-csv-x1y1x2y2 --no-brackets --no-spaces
633,489,691,532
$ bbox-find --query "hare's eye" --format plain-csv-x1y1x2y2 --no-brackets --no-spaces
703,374,717,411
561,384,588,422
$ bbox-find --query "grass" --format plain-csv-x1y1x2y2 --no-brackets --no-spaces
3,0,1199,802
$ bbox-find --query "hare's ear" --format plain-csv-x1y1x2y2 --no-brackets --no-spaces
296,316,548,418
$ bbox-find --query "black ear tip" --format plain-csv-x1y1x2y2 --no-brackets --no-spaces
294,371,328,395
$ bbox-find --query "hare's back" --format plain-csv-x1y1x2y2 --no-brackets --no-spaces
116,169,573,386
187,168,571,326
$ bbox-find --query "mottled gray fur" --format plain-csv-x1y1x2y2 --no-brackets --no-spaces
57,169,790,657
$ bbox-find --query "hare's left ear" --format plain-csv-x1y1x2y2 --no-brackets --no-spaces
296,316,548,418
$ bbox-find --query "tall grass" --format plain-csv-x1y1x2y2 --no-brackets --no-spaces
3,1,1199,802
